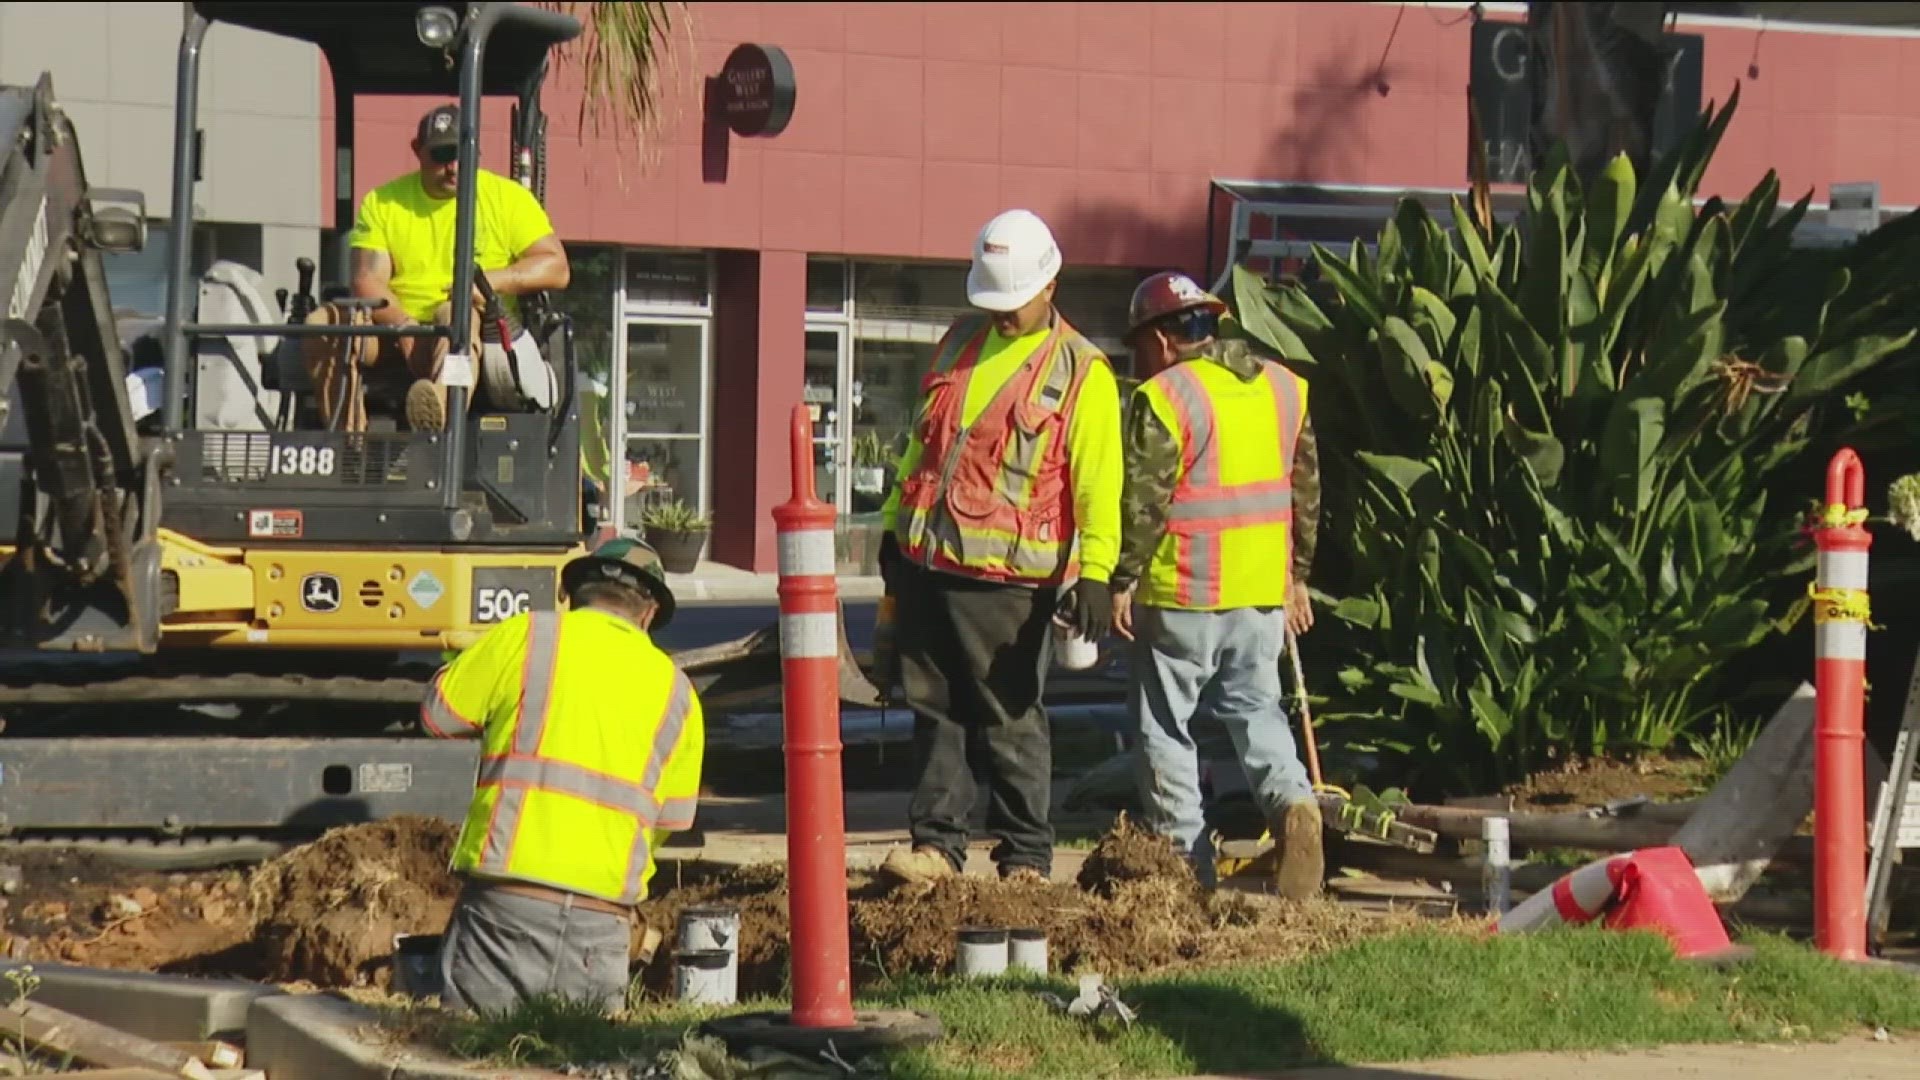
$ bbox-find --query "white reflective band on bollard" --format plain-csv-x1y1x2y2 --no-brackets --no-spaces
780,612,839,659
1817,550,1870,591
1817,623,1868,661
777,529,837,577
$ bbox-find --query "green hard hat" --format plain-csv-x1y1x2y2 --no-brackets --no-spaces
561,537,677,630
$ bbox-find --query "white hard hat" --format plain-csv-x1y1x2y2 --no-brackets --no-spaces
966,209,1063,312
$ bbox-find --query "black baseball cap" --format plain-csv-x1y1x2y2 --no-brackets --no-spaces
416,104,460,159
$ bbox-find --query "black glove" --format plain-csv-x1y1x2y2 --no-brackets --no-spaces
878,531,906,593
1061,579,1114,642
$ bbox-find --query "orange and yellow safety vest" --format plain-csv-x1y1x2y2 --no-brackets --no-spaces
895,312,1108,587
1135,355,1308,610
421,607,703,905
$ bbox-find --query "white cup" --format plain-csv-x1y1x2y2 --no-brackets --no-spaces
1052,614,1100,671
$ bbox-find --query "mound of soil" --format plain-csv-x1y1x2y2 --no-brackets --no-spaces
246,816,460,988
634,820,1455,999
1074,812,1197,899
4,851,254,974
1505,755,1709,811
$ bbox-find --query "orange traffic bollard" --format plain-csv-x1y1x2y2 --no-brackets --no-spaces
1811,447,1871,961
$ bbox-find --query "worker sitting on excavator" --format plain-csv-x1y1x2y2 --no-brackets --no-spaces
301,102,571,433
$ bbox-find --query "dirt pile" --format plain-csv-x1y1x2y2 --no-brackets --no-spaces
635,819,1455,998
4,852,254,974
246,816,461,988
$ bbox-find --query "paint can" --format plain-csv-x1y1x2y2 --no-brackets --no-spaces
955,926,1009,978
1008,928,1048,974
1052,614,1101,671
674,948,735,1005
677,905,741,1002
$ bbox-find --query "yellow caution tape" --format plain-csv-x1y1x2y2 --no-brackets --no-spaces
1808,583,1875,627
1817,503,1870,530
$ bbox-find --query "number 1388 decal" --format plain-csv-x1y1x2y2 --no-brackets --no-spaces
270,445,336,477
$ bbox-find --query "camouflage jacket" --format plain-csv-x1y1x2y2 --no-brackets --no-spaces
1112,337,1320,591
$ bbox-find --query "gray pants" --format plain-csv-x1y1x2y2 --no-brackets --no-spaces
439,884,631,1017
1129,605,1315,885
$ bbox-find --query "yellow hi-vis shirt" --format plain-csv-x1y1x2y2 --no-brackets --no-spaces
421,607,704,905
1135,355,1308,610
348,167,556,323
880,321,1123,583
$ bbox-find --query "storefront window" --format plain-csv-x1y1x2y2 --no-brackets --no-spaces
626,250,711,309
807,257,847,314
624,320,707,513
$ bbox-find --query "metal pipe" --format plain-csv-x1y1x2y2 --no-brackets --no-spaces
160,7,211,432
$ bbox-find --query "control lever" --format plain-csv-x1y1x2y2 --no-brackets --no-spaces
275,287,289,316
287,256,318,325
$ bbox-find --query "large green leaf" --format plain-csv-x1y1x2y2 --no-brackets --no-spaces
1230,265,1316,363
1600,397,1667,518
1584,152,1637,289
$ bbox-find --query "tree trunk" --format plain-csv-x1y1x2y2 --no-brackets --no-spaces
1528,2,1671,184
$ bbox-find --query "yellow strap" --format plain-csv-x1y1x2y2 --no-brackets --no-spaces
1817,503,1869,529
1808,582,1874,627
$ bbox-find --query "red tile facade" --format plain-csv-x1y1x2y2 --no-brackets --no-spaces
312,4,1920,570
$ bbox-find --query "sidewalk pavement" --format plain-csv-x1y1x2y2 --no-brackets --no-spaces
1176,1035,1910,1079
666,560,884,606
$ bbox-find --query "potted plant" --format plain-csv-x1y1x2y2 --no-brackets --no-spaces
851,431,891,496
641,499,711,575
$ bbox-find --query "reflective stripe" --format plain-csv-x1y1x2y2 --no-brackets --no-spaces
625,674,695,900
656,796,698,830
478,755,657,818
511,612,563,755
780,612,839,659
1168,486,1293,528
1818,623,1868,661
1144,358,1306,610
1818,550,1869,590
420,671,480,737
778,529,836,577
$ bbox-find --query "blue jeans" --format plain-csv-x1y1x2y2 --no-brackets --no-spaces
1129,604,1315,885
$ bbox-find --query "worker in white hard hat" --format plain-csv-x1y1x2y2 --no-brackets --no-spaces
876,209,1123,886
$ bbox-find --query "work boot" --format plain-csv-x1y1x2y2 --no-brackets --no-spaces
879,846,956,886
1271,799,1325,901
1000,865,1048,885
406,378,448,431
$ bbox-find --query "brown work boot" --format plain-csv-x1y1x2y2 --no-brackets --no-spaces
406,378,447,431
879,846,956,886
1000,866,1048,885
1271,799,1325,901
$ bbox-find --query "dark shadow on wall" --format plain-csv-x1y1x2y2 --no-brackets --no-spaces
1057,52,1400,281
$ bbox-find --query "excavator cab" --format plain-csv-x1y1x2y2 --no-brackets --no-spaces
0,4,652,846
2,2,590,660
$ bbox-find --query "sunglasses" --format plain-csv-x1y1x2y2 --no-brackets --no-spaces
427,144,458,165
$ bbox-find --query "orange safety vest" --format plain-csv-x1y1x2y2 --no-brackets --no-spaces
1137,355,1307,610
896,311,1101,587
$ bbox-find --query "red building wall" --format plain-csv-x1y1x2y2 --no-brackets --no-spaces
323,3,1920,266
315,3,1920,570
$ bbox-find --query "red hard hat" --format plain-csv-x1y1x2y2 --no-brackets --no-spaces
1127,271,1228,334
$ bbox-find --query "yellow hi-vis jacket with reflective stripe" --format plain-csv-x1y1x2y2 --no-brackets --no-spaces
1135,355,1308,611
421,607,704,906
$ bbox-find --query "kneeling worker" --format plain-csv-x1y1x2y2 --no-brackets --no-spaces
420,538,703,1016
1110,271,1324,898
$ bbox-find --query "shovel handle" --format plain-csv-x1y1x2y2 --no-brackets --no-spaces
1285,624,1324,790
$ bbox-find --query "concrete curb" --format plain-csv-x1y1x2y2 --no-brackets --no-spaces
246,993,555,1080
0,959,279,1042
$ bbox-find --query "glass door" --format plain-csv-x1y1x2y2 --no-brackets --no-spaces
804,327,851,512
621,318,710,530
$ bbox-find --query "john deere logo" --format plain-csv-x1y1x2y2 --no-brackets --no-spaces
301,573,341,614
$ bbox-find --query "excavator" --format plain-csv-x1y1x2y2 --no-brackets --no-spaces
0,2,878,867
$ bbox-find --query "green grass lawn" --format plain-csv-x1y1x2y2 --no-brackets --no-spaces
392,928,1920,1079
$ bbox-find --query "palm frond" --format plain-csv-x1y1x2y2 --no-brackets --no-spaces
540,2,695,179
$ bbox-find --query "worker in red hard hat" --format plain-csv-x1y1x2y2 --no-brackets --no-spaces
1109,270,1325,899
874,208,1124,887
